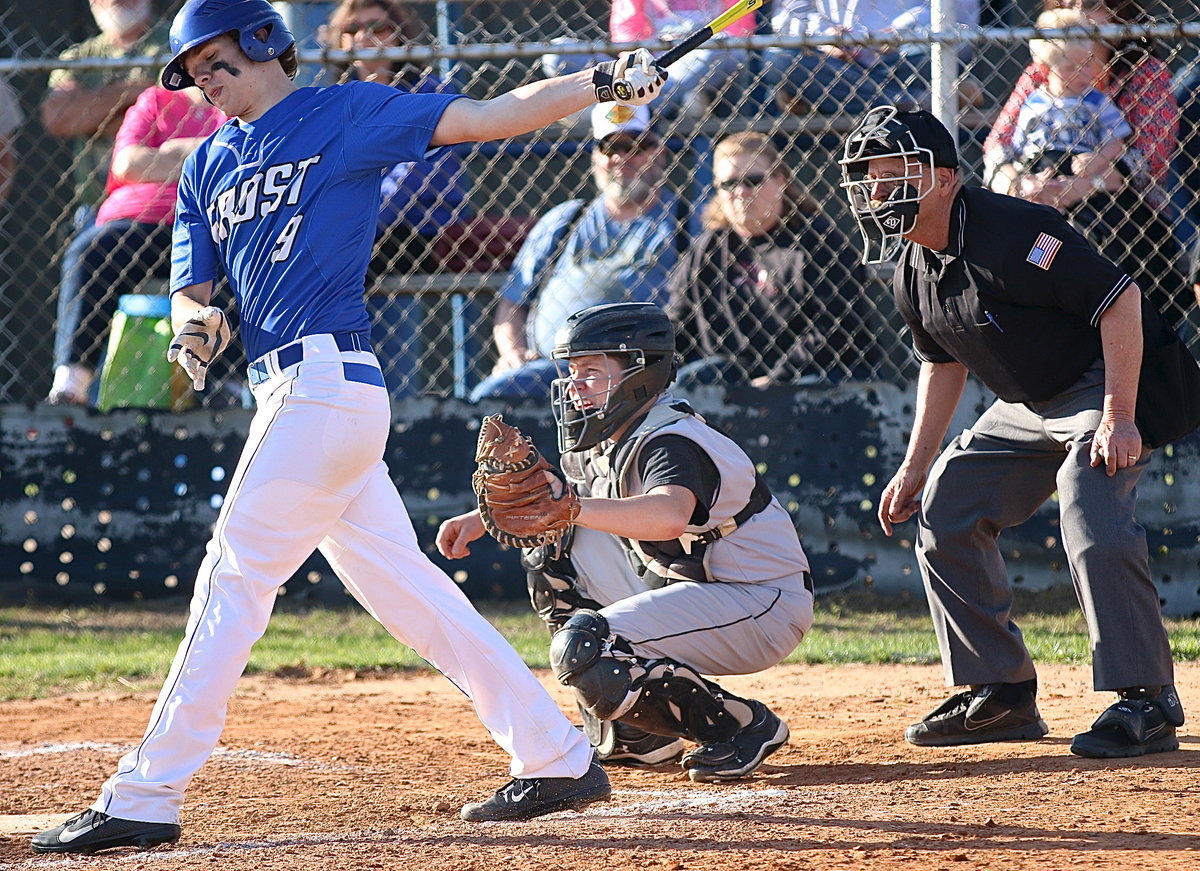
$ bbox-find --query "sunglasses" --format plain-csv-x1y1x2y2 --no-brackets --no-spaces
343,21,396,37
597,137,656,157
715,173,771,192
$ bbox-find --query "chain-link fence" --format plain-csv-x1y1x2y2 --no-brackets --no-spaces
2,0,1199,410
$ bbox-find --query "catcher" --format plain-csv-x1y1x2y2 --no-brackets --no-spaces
438,302,814,781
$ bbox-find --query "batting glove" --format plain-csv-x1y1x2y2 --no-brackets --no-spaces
592,49,666,106
167,305,231,391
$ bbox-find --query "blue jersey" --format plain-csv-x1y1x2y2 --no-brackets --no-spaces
170,80,461,361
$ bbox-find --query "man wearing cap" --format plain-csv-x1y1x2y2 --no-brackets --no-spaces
41,0,169,210
470,103,687,402
839,104,1197,758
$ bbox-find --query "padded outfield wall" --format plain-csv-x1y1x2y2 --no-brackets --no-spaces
3,385,1198,616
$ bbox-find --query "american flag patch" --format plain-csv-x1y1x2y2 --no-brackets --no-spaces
1026,232,1062,270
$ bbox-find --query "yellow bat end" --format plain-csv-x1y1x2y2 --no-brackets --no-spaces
709,0,764,36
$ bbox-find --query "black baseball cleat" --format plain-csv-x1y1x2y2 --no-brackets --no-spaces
598,721,686,767
460,758,611,822
681,700,789,782
1071,685,1185,758
905,679,1048,747
31,809,181,854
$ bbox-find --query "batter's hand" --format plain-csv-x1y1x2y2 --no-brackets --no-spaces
878,464,927,537
167,306,231,391
591,49,666,106
1089,416,1143,477
437,510,487,559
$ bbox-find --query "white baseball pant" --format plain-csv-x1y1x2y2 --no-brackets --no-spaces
93,333,593,823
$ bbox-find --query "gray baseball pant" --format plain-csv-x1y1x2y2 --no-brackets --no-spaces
916,362,1175,691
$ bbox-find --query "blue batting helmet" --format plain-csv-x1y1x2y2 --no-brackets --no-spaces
161,0,295,91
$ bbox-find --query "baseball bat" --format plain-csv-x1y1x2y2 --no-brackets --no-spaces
655,0,764,69
610,0,764,101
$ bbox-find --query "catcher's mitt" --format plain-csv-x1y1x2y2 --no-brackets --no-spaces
472,414,580,549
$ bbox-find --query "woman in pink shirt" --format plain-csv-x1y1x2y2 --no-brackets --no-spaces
543,0,754,117
49,85,224,405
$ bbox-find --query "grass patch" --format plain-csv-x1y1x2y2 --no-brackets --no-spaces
2,593,1199,700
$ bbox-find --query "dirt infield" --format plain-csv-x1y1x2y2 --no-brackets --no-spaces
2,662,1199,870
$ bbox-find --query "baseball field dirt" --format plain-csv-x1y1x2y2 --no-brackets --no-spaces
2,662,1198,869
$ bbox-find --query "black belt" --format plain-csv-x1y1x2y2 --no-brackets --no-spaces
248,331,377,387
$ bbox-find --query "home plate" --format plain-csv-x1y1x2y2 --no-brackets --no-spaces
0,814,71,836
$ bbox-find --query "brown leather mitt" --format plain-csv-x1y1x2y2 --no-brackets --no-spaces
472,414,580,549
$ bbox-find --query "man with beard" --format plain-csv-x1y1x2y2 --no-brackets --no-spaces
471,103,686,401
41,0,169,211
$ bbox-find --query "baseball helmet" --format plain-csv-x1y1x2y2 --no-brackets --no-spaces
550,302,679,453
838,104,958,264
161,0,295,91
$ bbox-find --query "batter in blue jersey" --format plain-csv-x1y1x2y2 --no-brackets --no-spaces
33,0,666,855
171,81,458,359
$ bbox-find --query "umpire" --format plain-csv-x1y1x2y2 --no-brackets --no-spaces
839,104,1200,758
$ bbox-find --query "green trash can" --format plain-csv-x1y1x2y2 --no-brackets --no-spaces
97,294,193,411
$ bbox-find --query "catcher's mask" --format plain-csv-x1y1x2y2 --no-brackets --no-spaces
550,302,678,453
838,104,958,264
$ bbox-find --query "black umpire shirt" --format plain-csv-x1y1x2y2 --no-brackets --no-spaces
893,186,1133,403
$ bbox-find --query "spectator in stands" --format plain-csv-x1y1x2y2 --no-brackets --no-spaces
985,0,1177,214
47,85,224,405
765,0,984,117
0,77,20,209
984,1,1188,329
327,0,523,399
988,9,1130,189
542,0,754,118
0,76,20,296
1190,238,1200,312
470,103,685,402
667,132,876,386
40,0,169,211
1174,69,1200,251
325,0,470,277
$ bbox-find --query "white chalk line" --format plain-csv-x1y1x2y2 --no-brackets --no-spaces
0,789,791,867
0,741,357,771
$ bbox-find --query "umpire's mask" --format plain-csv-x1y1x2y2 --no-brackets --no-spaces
839,104,959,264
550,303,678,453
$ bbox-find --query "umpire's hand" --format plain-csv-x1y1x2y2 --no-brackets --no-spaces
878,464,927,536
1089,416,1144,477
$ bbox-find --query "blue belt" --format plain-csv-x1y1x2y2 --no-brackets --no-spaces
247,332,382,388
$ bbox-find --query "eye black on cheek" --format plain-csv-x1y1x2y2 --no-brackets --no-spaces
211,60,242,77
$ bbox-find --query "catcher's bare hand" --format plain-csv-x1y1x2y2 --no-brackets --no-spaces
591,49,665,106
473,414,580,549
437,510,486,559
167,305,230,391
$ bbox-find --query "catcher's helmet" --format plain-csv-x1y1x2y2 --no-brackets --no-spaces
161,0,295,91
838,104,958,264
550,302,679,453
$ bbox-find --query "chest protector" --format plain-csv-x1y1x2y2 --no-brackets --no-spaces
572,395,773,587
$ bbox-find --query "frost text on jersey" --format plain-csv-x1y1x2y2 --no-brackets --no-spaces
207,155,323,262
